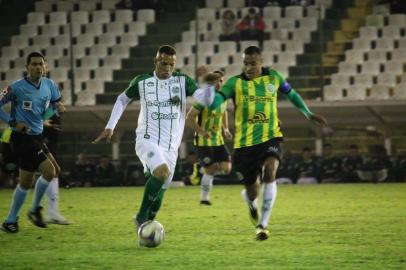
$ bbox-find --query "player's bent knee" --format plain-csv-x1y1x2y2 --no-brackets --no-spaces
152,164,171,182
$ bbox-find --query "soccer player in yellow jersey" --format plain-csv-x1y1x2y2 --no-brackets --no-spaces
210,46,327,240
186,71,232,205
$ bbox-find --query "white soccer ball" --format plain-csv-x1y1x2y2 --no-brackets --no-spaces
137,220,165,248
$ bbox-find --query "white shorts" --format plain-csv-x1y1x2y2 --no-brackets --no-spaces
135,139,178,188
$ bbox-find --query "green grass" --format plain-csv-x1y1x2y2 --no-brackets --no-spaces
0,184,405,270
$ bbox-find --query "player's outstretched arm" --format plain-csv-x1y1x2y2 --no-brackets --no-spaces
92,92,131,143
186,105,210,139
286,89,328,126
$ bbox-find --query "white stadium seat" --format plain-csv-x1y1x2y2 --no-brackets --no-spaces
137,9,155,24
49,12,68,25
115,10,134,23
71,11,89,24
368,85,390,100
27,12,45,25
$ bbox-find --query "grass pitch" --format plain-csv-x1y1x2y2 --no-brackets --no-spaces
0,184,405,270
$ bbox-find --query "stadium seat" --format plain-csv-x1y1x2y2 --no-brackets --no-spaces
79,56,100,69
11,35,29,49
197,8,216,21
111,45,130,57
101,0,120,10
44,46,65,58
103,55,122,69
182,31,196,43
368,85,390,100
391,49,406,61
375,38,394,51
240,7,260,18
57,56,72,68
175,43,192,56
71,11,89,24
62,23,82,37
49,69,69,82
263,6,282,18
13,58,26,69
306,5,325,19
324,85,343,101
128,21,147,36
85,80,105,94
277,18,296,29
92,10,111,24
98,34,117,46
0,59,10,70
218,41,237,54
359,26,378,40
344,85,366,100
85,23,104,36
5,70,24,81
106,22,125,35
205,0,223,8
384,61,404,74
365,14,384,27
397,38,406,49
210,54,229,67
20,24,39,37
361,61,381,75
291,29,311,42
90,45,108,57
120,33,138,46
197,41,215,55
393,83,406,99
76,34,95,46
330,73,351,86
227,0,245,8
137,9,155,24
284,40,304,54
338,62,358,74
27,12,46,25
401,74,406,83
78,1,97,12
56,1,74,12
71,45,87,58
285,6,303,19
270,29,289,40
180,66,195,78
190,20,209,32
367,50,388,62
345,50,365,63
95,67,113,81
35,1,53,13
381,26,401,39
373,4,390,15
263,40,282,52
262,52,276,66
299,17,318,31
377,73,397,86
271,63,289,77
353,74,374,87
32,36,52,47
54,35,71,46
239,40,259,51
73,67,92,82
115,10,134,23
224,64,241,76
49,12,68,25
352,38,371,51
388,14,406,26
277,52,296,65
41,24,61,37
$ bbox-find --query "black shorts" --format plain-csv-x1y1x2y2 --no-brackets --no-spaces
196,145,231,168
1,142,18,173
233,138,283,186
10,132,47,172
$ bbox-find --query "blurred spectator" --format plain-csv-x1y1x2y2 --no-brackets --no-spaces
341,144,363,182
275,151,296,184
219,10,240,42
96,156,116,186
320,143,342,183
358,145,392,182
296,147,319,184
70,153,96,187
238,8,265,45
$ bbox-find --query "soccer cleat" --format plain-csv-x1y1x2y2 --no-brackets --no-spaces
200,200,212,206
255,225,270,241
47,213,71,225
27,206,47,228
248,205,259,226
1,218,19,233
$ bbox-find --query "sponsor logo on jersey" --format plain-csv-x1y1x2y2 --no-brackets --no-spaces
147,151,154,158
267,146,279,154
151,112,179,120
203,157,211,165
267,83,276,93
248,112,268,124
171,86,180,94
242,95,274,103
147,82,155,87
144,134,150,139
0,86,11,100
23,101,33,110
146,100,179,107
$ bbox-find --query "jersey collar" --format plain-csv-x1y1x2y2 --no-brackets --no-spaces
153,71,173,81
24,76,42,89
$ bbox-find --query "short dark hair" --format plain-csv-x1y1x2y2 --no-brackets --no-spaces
26,51,45,65
157,45,176,56
213,70,224,77
243,46,261,56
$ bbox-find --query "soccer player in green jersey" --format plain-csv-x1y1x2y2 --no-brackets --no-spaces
186,70,233,205
210,46,327,240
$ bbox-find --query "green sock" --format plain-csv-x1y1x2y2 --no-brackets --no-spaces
136,175,164,223
148,188,166,220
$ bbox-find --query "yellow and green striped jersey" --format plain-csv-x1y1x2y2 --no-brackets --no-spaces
220,68,291,148
1,127,12,143
193,101,228,147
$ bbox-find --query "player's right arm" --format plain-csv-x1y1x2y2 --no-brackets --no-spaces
93,76,140,143
209,76,236,110
186,103,210,139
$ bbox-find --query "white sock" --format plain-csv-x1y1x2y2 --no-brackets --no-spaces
46,177,59,216
200,174,214,201
241,189,258,210
260,182,277,228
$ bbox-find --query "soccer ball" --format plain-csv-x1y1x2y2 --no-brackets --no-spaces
137,220,165,248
